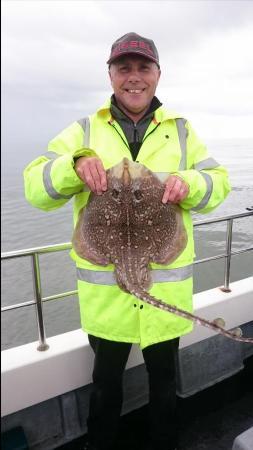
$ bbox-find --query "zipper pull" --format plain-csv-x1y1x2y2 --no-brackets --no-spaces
133,123,139,143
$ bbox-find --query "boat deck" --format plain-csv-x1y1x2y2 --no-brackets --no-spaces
57,356,253,450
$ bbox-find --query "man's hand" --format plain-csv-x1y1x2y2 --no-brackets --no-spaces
75,156,107,195
162,175,189,204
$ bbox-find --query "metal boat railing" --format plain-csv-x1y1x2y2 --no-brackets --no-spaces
1,211,253,351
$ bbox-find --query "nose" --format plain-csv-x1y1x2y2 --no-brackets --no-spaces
127,69,142,83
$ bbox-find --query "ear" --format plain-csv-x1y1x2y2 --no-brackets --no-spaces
108,68,113,83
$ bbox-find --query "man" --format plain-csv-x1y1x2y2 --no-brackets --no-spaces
24,32,231,450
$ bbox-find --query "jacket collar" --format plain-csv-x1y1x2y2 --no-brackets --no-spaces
110,95,162,124
97,97,183,123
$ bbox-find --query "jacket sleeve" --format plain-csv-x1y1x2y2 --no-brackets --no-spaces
23,121,97,211
172,121,231,213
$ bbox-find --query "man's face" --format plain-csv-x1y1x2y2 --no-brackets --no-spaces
109,55,161,119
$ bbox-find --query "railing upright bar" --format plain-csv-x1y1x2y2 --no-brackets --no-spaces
221,219,233,292
31,253,49,351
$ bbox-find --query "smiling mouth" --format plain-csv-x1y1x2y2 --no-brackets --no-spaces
125,89,145,94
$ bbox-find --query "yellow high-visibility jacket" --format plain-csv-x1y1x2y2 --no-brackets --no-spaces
24,99,231,349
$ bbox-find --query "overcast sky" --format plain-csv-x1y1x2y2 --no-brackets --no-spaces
2,0,253,169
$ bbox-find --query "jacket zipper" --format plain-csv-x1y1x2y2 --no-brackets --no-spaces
108,120,161,156
133,123,138,144
108,121,130,150
142,122,161,144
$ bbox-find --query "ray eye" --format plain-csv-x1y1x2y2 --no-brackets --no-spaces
134,190,143,201
112,189,120,199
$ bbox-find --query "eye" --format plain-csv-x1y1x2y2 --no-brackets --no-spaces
140,65,150,72
118,65,128,73
112,189,120,199
134,190,143,201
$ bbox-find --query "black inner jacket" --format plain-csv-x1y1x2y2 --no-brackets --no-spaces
110,95,162,161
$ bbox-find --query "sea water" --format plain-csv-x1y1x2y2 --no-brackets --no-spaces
1,138,253,350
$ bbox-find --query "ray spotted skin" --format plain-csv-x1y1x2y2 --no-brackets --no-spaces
73,159,253,344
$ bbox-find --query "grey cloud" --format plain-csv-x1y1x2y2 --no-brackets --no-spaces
3,1,253,62
2,0,253,147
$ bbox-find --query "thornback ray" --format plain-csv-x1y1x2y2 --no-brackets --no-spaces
72,158,253,344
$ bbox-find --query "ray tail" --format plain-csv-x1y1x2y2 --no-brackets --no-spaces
130,288,253,344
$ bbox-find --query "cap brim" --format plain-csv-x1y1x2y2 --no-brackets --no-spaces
107,50,159,66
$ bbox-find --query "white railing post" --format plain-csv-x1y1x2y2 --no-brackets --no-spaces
31,253,49,351
221,218,233,293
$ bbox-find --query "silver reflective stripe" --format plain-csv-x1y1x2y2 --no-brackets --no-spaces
155,172,170,182
192,172,213,211
194,158,219,170
176,118,188,170
77,268,116,285
152,265,192,282
76,264,192,285
82,185,91,192
77,117,91,193
77,117,90,147
77,117,87,131
43,151,60,160
43,160,73,200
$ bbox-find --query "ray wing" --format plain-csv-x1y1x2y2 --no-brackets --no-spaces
150,204,187,265
72,208,110,266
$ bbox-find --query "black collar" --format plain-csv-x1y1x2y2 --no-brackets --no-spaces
110,94,162,124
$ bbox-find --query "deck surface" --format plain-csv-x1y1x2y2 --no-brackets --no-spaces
57,356,253,450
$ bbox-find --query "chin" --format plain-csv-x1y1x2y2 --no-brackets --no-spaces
126,102,147,113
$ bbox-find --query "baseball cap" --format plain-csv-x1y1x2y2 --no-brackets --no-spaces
107,32,160,67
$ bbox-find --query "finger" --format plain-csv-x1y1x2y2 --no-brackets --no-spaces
162,177,177,203
167,178,182,202
75,161,86,182
75,157,91,183
179,184,189,201
95,159,107,191
83,165,96,192
172,182,189,203
173,185,187,203
89,163,103,194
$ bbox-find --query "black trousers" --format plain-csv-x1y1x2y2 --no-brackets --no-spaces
87,335,179,450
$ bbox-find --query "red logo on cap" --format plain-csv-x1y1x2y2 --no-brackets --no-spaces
111,40,155,58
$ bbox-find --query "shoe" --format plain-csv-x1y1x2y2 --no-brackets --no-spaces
83,443,115,450
83,443,96,450
147,446,178,450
